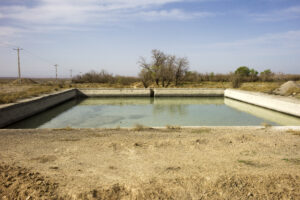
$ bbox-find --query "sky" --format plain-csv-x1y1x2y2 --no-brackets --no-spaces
0,0,300,78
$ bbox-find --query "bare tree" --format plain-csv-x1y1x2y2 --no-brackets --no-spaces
138,68,152,88
151,49,167,86
174,57,189,86
161,55,176,87
138,49,189,87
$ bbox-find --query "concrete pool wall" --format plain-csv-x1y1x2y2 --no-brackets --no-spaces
0,88,299,128
225,89,300,118
0,89,78,128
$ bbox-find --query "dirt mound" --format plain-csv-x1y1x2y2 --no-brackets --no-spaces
0,164,59,200
10,78,37,85
273,81,300,96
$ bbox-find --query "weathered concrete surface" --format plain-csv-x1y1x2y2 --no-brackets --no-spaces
224,98,300,125
78,88,151,97
154,88,224,97
0,89,77,128
225,89,300,117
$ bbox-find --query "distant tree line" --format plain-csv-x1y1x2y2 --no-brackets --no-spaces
72,49,300,88
72,70,139,85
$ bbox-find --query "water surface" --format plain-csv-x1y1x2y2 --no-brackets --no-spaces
7,97,300,128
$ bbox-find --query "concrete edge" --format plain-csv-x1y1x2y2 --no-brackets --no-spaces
0,89,78,128
224,89,300,117
1,126,299,131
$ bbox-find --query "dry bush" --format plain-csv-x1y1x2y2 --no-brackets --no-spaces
133,124,150,131
72,70,139,86
165,125,181,130
231,74,242,88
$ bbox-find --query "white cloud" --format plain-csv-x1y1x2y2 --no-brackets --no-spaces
0,0,205,25
139,9,214,20
0,26,23,38
252,6,300,22
0,0,212,38
207,30,300,49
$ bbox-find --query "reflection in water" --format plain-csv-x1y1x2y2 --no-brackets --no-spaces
153,97,224,105
7,97,300,129
224,98,300,126
152,97,223,117
153,104,187,116
79,97,153,105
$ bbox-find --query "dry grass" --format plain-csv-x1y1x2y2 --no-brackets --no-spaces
165,125,181,130
282,158,300,165
0,85,62,104
237,160,268,167
287,129,300,136
239,82,283,93
191,128,212,134
261,122,272,128
133,124,150,131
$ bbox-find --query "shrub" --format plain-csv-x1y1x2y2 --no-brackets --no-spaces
231,74,242,88
235,66,250,77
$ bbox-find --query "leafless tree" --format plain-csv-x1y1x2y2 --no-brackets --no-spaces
151,49,167,86
138,49,189,87
174,57,189,86
161,55,176,87
138,68,152,88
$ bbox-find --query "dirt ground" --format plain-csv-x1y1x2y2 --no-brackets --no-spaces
0,127,299,199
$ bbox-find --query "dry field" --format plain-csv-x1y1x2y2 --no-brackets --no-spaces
0,127,299,199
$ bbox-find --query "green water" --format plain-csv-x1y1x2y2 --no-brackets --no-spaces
7,97,300,128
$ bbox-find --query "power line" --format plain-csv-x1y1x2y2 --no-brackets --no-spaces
3,45,77,78
22,48,55,66
70,69,73,79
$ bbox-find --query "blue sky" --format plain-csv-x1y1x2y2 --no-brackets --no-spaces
0,0,300,78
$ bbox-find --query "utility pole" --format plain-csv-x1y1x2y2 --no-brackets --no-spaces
70,69,72,79
54,64,58,83
13,48,23,84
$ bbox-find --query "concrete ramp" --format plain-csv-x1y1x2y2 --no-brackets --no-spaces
225,89,300,117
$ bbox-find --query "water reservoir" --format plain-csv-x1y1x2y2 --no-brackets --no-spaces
7,97,300,128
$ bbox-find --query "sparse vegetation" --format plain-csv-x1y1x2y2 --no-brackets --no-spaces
166,125,181,130
287,129,300,136
238,160,267,167
0,85,62,104
261,122,272,128
282,158,300,165
133,124,150,131
191,128,212,134
72,70,139,85
231,74,242,88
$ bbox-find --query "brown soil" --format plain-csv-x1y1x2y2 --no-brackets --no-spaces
0,127,299,199
0,164,59,200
